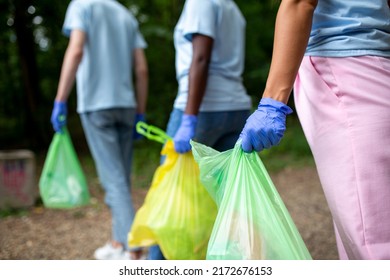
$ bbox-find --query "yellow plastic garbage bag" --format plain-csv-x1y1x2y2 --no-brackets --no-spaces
191,140,312,260
128,122,217,260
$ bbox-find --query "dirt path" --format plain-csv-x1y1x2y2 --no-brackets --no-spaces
0,166,338,260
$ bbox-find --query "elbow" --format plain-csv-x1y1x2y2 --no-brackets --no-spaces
68,47,83,65
193,54,210,69
282,0,318,17
136,64,148,81
305,0,318,10
294,0,318,10
135,67,148,87
133,49,148,81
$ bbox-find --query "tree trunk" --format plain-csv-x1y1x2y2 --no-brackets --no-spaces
13,0,45,148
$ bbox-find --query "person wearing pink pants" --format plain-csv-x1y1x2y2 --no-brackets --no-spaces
239,0,390,259
294,56,390,259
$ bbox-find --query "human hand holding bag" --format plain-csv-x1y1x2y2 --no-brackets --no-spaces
240,98,293,153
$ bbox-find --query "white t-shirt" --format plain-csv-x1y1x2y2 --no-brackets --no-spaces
173,0,252,112
63,0,147,113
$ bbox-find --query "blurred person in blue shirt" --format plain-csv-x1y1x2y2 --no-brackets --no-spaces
149,0,252,260
50,0,148,260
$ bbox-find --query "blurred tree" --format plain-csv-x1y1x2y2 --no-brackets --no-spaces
13,0,45,148
0,0,21,144
237,0,278,96
0,0,279,150
124,0,183,129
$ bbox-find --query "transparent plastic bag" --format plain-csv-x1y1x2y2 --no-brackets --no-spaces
128,122,217,260
191,140,312,260
39,128,90,208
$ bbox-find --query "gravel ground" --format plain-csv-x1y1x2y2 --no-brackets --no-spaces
0,165,338,260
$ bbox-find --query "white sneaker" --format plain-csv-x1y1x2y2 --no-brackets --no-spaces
94,243,130,260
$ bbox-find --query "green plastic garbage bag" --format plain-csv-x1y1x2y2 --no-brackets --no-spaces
39,128,90,208
191,140,312,260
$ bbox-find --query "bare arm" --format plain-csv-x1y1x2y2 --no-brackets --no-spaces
263,0,318,104
55,29,86,102
184,34,214,115
133,48,148,114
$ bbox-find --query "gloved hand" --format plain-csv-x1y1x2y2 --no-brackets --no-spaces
50,101,67,133
240,97,293,153
173,114,198,154
133,113,146,140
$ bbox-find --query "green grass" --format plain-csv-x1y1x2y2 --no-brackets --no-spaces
132,139,162,189
0,208,29,218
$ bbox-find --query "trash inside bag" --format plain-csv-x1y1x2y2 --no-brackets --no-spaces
128,123,217,260
191,140,312,260
39,128,90,208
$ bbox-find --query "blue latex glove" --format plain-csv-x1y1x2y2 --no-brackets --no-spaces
240,97,293,153
133,113,146,140
50,101,67,133
173,114,198,154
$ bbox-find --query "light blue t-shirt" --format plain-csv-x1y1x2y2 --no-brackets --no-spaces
174,0,251,112
307,0,390,57
63,0,147,113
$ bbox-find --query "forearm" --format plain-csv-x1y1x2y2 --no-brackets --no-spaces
263,0,317,104
134,49,148,114
185,34,213,115
55,50,80,102
55,30,85,102
185,57,209,115
135,78,148,114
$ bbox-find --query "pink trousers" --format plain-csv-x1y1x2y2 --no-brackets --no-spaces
294,56,390,259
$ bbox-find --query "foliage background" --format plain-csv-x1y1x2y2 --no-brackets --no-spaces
0,0,312,173
1,2,328,260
